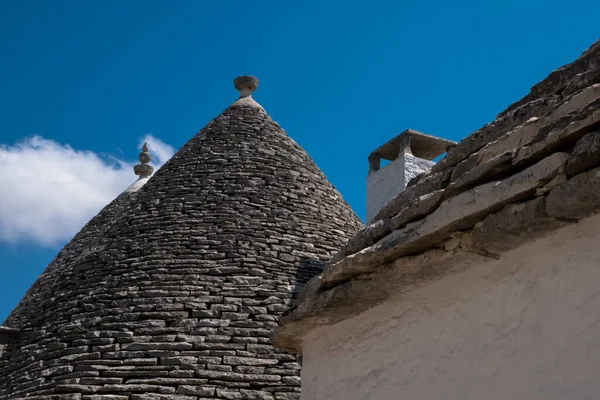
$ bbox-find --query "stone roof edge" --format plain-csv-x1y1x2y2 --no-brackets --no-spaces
272,39,600,353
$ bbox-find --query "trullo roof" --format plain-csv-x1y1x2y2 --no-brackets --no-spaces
0,76,363,400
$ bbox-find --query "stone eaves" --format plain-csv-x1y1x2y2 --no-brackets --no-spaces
273,38,600,353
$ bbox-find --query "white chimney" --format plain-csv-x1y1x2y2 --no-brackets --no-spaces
366,129,456,224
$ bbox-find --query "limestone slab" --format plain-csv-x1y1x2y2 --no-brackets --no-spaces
564,67,600,95
329,218,391,264
472,196,568,254
390,190,444,230
514,107,600,166
444,150,516,198
566,130,600,177
547,165,600,220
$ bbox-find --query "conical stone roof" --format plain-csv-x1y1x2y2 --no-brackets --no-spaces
0,77,363,400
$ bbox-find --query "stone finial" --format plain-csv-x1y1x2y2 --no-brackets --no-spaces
134,142,154,177
234,76,259,98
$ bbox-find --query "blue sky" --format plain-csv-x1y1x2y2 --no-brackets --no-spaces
0,0,598,322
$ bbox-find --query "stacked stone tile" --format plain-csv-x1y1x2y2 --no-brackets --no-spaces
0,77,363,400
274,39,600,351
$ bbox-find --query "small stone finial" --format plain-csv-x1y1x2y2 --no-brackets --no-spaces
134,142,154,177
234,76,259,98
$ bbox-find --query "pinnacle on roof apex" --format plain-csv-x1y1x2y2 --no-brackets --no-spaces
234,75,259,98
133,142,154,177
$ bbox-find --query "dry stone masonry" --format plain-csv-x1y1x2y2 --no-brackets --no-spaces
274,38,600,352
0,77,363,399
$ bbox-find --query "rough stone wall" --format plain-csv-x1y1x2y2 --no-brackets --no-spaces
0,101,362,399
301,213,600,400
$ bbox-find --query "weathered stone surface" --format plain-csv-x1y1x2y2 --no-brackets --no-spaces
449,150,485,182
547,165,600,219
472,197,568,254
130,395,197,400
329,219,391,264
239,389,275,400
82,396,129,400
534,173,567,196
12,396,83,400
432,95,560,173
0,89,362,397
223,357,279,366
372,168,453,223
390,190,444,230
55,385,101,394
514,106,600,166
319,152,567,287
566,130,600,176
406,172,425,188
176,385,215,396
450,83,600,181
564,67,600,96
444,150,516,198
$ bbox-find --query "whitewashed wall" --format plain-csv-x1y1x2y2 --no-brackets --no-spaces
302,213,600,400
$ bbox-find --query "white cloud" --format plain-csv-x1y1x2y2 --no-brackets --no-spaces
0,134,175,246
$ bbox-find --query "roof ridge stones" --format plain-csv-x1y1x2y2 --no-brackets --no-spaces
273,39,600,353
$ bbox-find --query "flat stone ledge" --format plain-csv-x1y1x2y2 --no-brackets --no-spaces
472,196,569,254
329,218,391,265
390,190,445,230
547,165,600,220
566,129,600,177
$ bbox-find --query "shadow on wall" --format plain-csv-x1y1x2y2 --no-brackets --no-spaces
291,257,327,306
280,257,326,362
279,257,328,324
